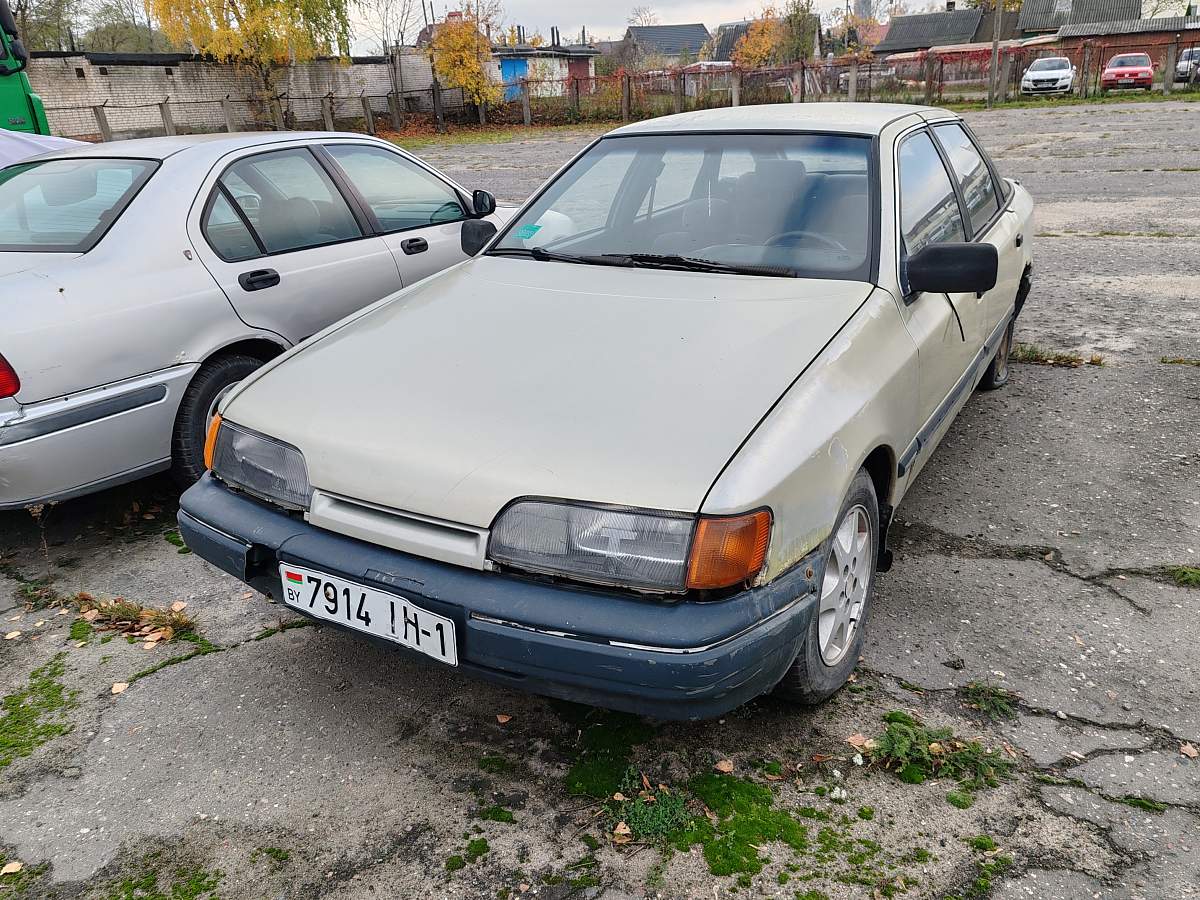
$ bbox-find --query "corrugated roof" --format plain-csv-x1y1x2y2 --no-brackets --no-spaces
873,9,983,53
1059,14,1200,36
625,23,711,56
711,22,750,61
1019,0,1144,32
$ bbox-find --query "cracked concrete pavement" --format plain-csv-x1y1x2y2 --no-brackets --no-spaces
1,101,1197,899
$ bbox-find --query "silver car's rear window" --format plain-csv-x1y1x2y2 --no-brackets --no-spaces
0,157,158,253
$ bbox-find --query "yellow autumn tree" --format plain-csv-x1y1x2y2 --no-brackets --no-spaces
732,10,780,69
430,15,502,108
149,0,350,90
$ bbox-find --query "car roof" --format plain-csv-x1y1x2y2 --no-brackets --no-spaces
33,131,379,163
607,102,950,138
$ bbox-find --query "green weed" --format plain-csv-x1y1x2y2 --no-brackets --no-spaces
959,681,1019,722
478,805,515,824
1167,566,1200,588
1,654,77,769
870,711,1016,789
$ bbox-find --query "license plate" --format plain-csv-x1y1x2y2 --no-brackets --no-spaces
1119,78,1133,84
278,563,457,665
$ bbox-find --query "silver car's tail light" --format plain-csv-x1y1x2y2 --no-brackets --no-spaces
488,500,695,592
211,421,312,510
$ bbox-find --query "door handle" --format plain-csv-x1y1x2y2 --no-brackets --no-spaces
1015,233,1024,247
400,237,428,255
238,268,280,291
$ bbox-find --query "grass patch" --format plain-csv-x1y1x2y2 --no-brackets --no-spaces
1167,566,1200,588
162,530,192,554
477,805,515,823
1161,356,1200,367
966,834,997,852
870,711,1016,790
857,806,875,821
580,833,601,851
1,654,78,769
0,852,47,894
76,594,196,642
104,865,221,900
946,790,975,809
257,846,289,864
478,754,514,775
942,87,1200,112
69,618,94,643
1115,795,1166,813
444,854,464,872
560,705,655,798
1011,343,1103,368
251,619,316,641
617,783,692,841
959,681,1019,722
465,838,489,862
129,632,221,683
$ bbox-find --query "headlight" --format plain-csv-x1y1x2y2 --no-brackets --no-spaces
208,418,312,510
488,499,770,593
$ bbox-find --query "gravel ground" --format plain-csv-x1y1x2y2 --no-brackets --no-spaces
1,101,1197,900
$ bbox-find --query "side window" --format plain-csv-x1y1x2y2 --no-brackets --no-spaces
220,148,361,254
202,191,259,262
898,130,966,265
933,123,1000,235
325,145,465,232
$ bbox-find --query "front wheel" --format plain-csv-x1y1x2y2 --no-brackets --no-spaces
773,468,879,705
170,354,263,487
978,316,1015,391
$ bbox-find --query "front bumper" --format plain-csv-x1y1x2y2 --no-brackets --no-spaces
178,475,821,720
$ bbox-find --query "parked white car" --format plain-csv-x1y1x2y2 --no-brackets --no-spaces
1021,56,1076,95
181,104,1034,720
0,132,510,510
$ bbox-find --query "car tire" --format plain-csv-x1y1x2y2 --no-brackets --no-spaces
773,468,879,705
170,354,262,487
978,315,1015,391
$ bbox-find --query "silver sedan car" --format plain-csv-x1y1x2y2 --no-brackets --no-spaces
0,132,509,509
181,104,1034,719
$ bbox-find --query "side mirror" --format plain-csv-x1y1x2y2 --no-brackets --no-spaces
461,217,497,256
907,242,997,295
471,189,496,218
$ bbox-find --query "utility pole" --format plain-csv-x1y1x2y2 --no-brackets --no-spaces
987,0,1003,108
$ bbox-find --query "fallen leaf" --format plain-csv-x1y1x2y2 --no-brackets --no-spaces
714,759,734,773
1072,634,1085,646
702,804,719,825
811,753,834,763
145,630,166,643
1,861,22,875
142,641,158,650
1182,743,1198,760
612,792,627,802
241,592,254,600
763,771,784,782
4,631,21,640
82,609,100,622
611,821,632,844
495,714,511,724
160,626,175,643
33,620,45,627
170,601,188,612
56,608,71,616
641,772,652,791
111,682,129,695
73,641,87,648
846,733,870,749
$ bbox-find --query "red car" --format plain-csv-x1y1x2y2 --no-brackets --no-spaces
1100,52,1155,92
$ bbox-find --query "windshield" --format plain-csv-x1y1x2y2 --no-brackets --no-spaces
1110,55,1150,68
0,157,157,252
491,132,874,280
1181,49,1199,61
1029,58,1069,72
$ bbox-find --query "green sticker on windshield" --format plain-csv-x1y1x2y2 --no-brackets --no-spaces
516,224,542,240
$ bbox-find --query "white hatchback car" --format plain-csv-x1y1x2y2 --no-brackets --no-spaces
0,132,509,509
1020,56,1076,95
182,104,1033,719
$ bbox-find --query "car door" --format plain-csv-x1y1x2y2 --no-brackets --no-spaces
319,143,473,285
894,128,981,428
192,145,403,341
931,121,1021,339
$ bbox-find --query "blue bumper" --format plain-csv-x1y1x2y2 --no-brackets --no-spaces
178,475,821,721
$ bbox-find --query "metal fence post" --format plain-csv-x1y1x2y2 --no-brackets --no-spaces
848,62,858,102
731,69,742,107
321,95,335,131
1164,42,1178,95
620,73,631,121
431,79,445,132
520,80,531,126
270,96,286,130
388,91,404,130
924,54,936,105
159,99,176,136
92,105,113,142
673,71,684,113
222,97,237,132
361,95,376,135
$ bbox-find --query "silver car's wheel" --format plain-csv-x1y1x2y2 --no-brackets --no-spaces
207,381,240,426
818,504,872,666
171,354,263,487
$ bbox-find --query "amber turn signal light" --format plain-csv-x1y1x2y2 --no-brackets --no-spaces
686,510,771,590
203,413,222,470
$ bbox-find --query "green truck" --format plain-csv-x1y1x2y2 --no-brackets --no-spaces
0,0,49,134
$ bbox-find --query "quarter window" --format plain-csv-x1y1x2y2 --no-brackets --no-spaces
898,130,966,263
933,123,999,235
213,148,361,255
325,145,465,232
202,191,259,262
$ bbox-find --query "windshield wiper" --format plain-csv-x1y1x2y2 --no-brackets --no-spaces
488,246,631,267
600,253,797,278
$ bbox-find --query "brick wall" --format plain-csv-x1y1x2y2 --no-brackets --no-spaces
28,51,453,140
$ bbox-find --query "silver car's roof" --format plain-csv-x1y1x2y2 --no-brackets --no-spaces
33,131,380,163
608,102,951,138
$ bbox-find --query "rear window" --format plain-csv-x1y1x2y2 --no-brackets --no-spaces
0,157,157,252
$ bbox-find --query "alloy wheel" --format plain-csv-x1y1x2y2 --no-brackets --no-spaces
818,504,873,666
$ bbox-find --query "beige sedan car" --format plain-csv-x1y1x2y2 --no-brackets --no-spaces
179,103,1034,720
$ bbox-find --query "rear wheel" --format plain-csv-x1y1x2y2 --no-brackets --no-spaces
170,354,262,487
978,316,1015,391
773,468,879,705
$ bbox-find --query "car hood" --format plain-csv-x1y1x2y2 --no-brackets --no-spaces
0,251,81,279
223,256,873,528
1105,66,1151,75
